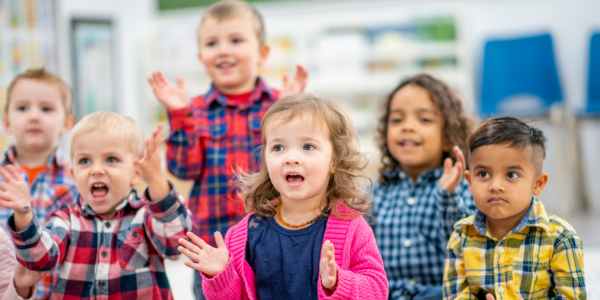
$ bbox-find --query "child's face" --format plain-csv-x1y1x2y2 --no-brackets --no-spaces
71,131,141,218
198,15,269,95
465,144,548,223
386,85,446,177
264,115,334,205
2,79,74,155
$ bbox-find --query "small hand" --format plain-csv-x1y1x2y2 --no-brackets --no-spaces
439,146,467,193
148,71,190,110
13,263,47,298
178,231,230,277
0,165,31,214
134,124,169,201
279,64,308,98
320,240,337,290
485,294,523,300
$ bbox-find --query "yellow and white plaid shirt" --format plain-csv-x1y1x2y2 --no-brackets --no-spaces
443,198,586,300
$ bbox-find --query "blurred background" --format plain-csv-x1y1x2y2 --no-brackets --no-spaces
0,0,597,298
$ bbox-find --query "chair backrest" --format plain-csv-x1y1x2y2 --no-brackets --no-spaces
587,33,600,113
479,33,563,117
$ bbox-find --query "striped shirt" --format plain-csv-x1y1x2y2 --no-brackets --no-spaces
0,146,78,300
166,78,278,247
443,197,586,299
8,188,193,300
371,166,477,299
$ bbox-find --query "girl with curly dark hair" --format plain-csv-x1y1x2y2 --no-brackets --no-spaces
370,74,477,300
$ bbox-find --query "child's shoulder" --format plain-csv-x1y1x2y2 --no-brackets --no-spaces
545,212,580,241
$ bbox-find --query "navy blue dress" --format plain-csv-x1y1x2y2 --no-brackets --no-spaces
246,214,328,300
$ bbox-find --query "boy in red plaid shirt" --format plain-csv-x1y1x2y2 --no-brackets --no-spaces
1,112,194,300
147,1,307,298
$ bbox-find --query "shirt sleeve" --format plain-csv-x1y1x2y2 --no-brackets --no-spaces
443,229,475,300
166,105,205,180
144,187,194,260
435,178,477,239
549,232,586,299
8,209,71,273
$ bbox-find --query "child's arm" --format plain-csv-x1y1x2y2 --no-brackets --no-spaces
0,166,33,232
549,233,586,299
178,231,243,300
148,71,205,180
317,217,388,300
443,231,475,300
135,124,194,259
4,264,46,300
279,64,308,99
436,146,478,237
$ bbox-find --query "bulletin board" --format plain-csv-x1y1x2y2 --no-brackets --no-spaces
0,0,58,150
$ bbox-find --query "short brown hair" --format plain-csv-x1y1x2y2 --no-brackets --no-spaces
377,74,474,179
5,68,72,115
468,117,546,171
198,0,266,46
70,111,145,159
239,94,372,219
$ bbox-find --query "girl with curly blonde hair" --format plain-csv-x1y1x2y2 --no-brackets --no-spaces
178,94,388,300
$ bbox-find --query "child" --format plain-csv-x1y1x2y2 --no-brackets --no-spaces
443,117,586,299
0,226,44,300
371,74,477,299
177,94,388,299
147,1,307,297
0,68,78,299
1,112,194,299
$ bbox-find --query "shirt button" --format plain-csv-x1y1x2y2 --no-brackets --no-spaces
132,231,139,238
101,251,107,258
399,172,406,179
99,280,105,288
498,246,504,253
403,239,412,247
105,222,111,229
406,197,416,205
409,279,416,285
498,286,504,293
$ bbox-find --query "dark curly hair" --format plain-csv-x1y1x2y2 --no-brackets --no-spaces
376,74,474,181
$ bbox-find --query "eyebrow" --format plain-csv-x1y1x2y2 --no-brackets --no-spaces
472,164,525,171
390,108,438,114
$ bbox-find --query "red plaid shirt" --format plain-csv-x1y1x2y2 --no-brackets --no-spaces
166,78,278,246
8,188,193,300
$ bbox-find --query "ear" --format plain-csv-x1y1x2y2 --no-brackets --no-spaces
2,114,12,135
532,172,549,196
61,114,76,135
258,43,270,66
464,170,472,188
70,168,74,178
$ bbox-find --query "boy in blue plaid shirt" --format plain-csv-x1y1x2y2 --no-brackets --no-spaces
371,74,477,300
0,68,78,299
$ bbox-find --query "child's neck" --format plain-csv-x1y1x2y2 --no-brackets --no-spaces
485,205,530,240
216,79,256,95
15,145,56,167
278,197,327,225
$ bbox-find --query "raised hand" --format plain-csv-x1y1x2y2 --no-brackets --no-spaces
0,165,33,231
485,294,523,300
279,64,308,98
178,231,230,277
439,146,467,193
148,71,190,110
320,240,337,290
13,263,47,299
133,124,169,201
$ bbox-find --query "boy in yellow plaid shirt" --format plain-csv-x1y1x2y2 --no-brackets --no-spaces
443,117,586,300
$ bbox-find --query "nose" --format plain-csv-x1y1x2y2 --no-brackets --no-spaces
489,177,505,193
90,162,105,176
217,41,231,56
399,116,416,132
27,107,41,121
284,149,301,166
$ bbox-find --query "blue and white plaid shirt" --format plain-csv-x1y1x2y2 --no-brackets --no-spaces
371,166,476,300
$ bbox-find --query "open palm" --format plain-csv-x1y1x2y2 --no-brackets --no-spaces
148,71,190,110
178,231,230,277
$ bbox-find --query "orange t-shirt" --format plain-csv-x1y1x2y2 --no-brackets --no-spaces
21,166,47,185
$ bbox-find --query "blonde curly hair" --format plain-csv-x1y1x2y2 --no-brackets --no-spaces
238,94,372,219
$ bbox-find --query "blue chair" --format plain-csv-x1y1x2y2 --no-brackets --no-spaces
586,33,600,115
479,33,563,117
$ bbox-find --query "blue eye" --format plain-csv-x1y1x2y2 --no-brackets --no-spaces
478,171,489,178
79,158,90,165
273,145,284,152
106,157,118,163
303,144,315,151
507,172,519,179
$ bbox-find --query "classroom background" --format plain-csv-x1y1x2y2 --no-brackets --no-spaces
0,0,597,298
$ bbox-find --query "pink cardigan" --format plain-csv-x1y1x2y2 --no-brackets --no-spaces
0,227,35,300
201,208,389,300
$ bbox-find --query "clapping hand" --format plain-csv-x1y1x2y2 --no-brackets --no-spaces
320,240,337,291
439,146,467,193
178,231,230,277
280,64,308,98
148,72,190,110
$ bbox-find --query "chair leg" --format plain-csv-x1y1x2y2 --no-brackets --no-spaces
550,106,571,215
565,109,589,212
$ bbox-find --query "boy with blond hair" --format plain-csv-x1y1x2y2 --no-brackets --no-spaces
443,117,586,299
1,112,194,299
0,68,78,299
147,1,307,298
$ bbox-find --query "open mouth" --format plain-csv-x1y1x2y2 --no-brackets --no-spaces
216,62,236,70
286,174,305,184
91,183,109,199
399,140,421,147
